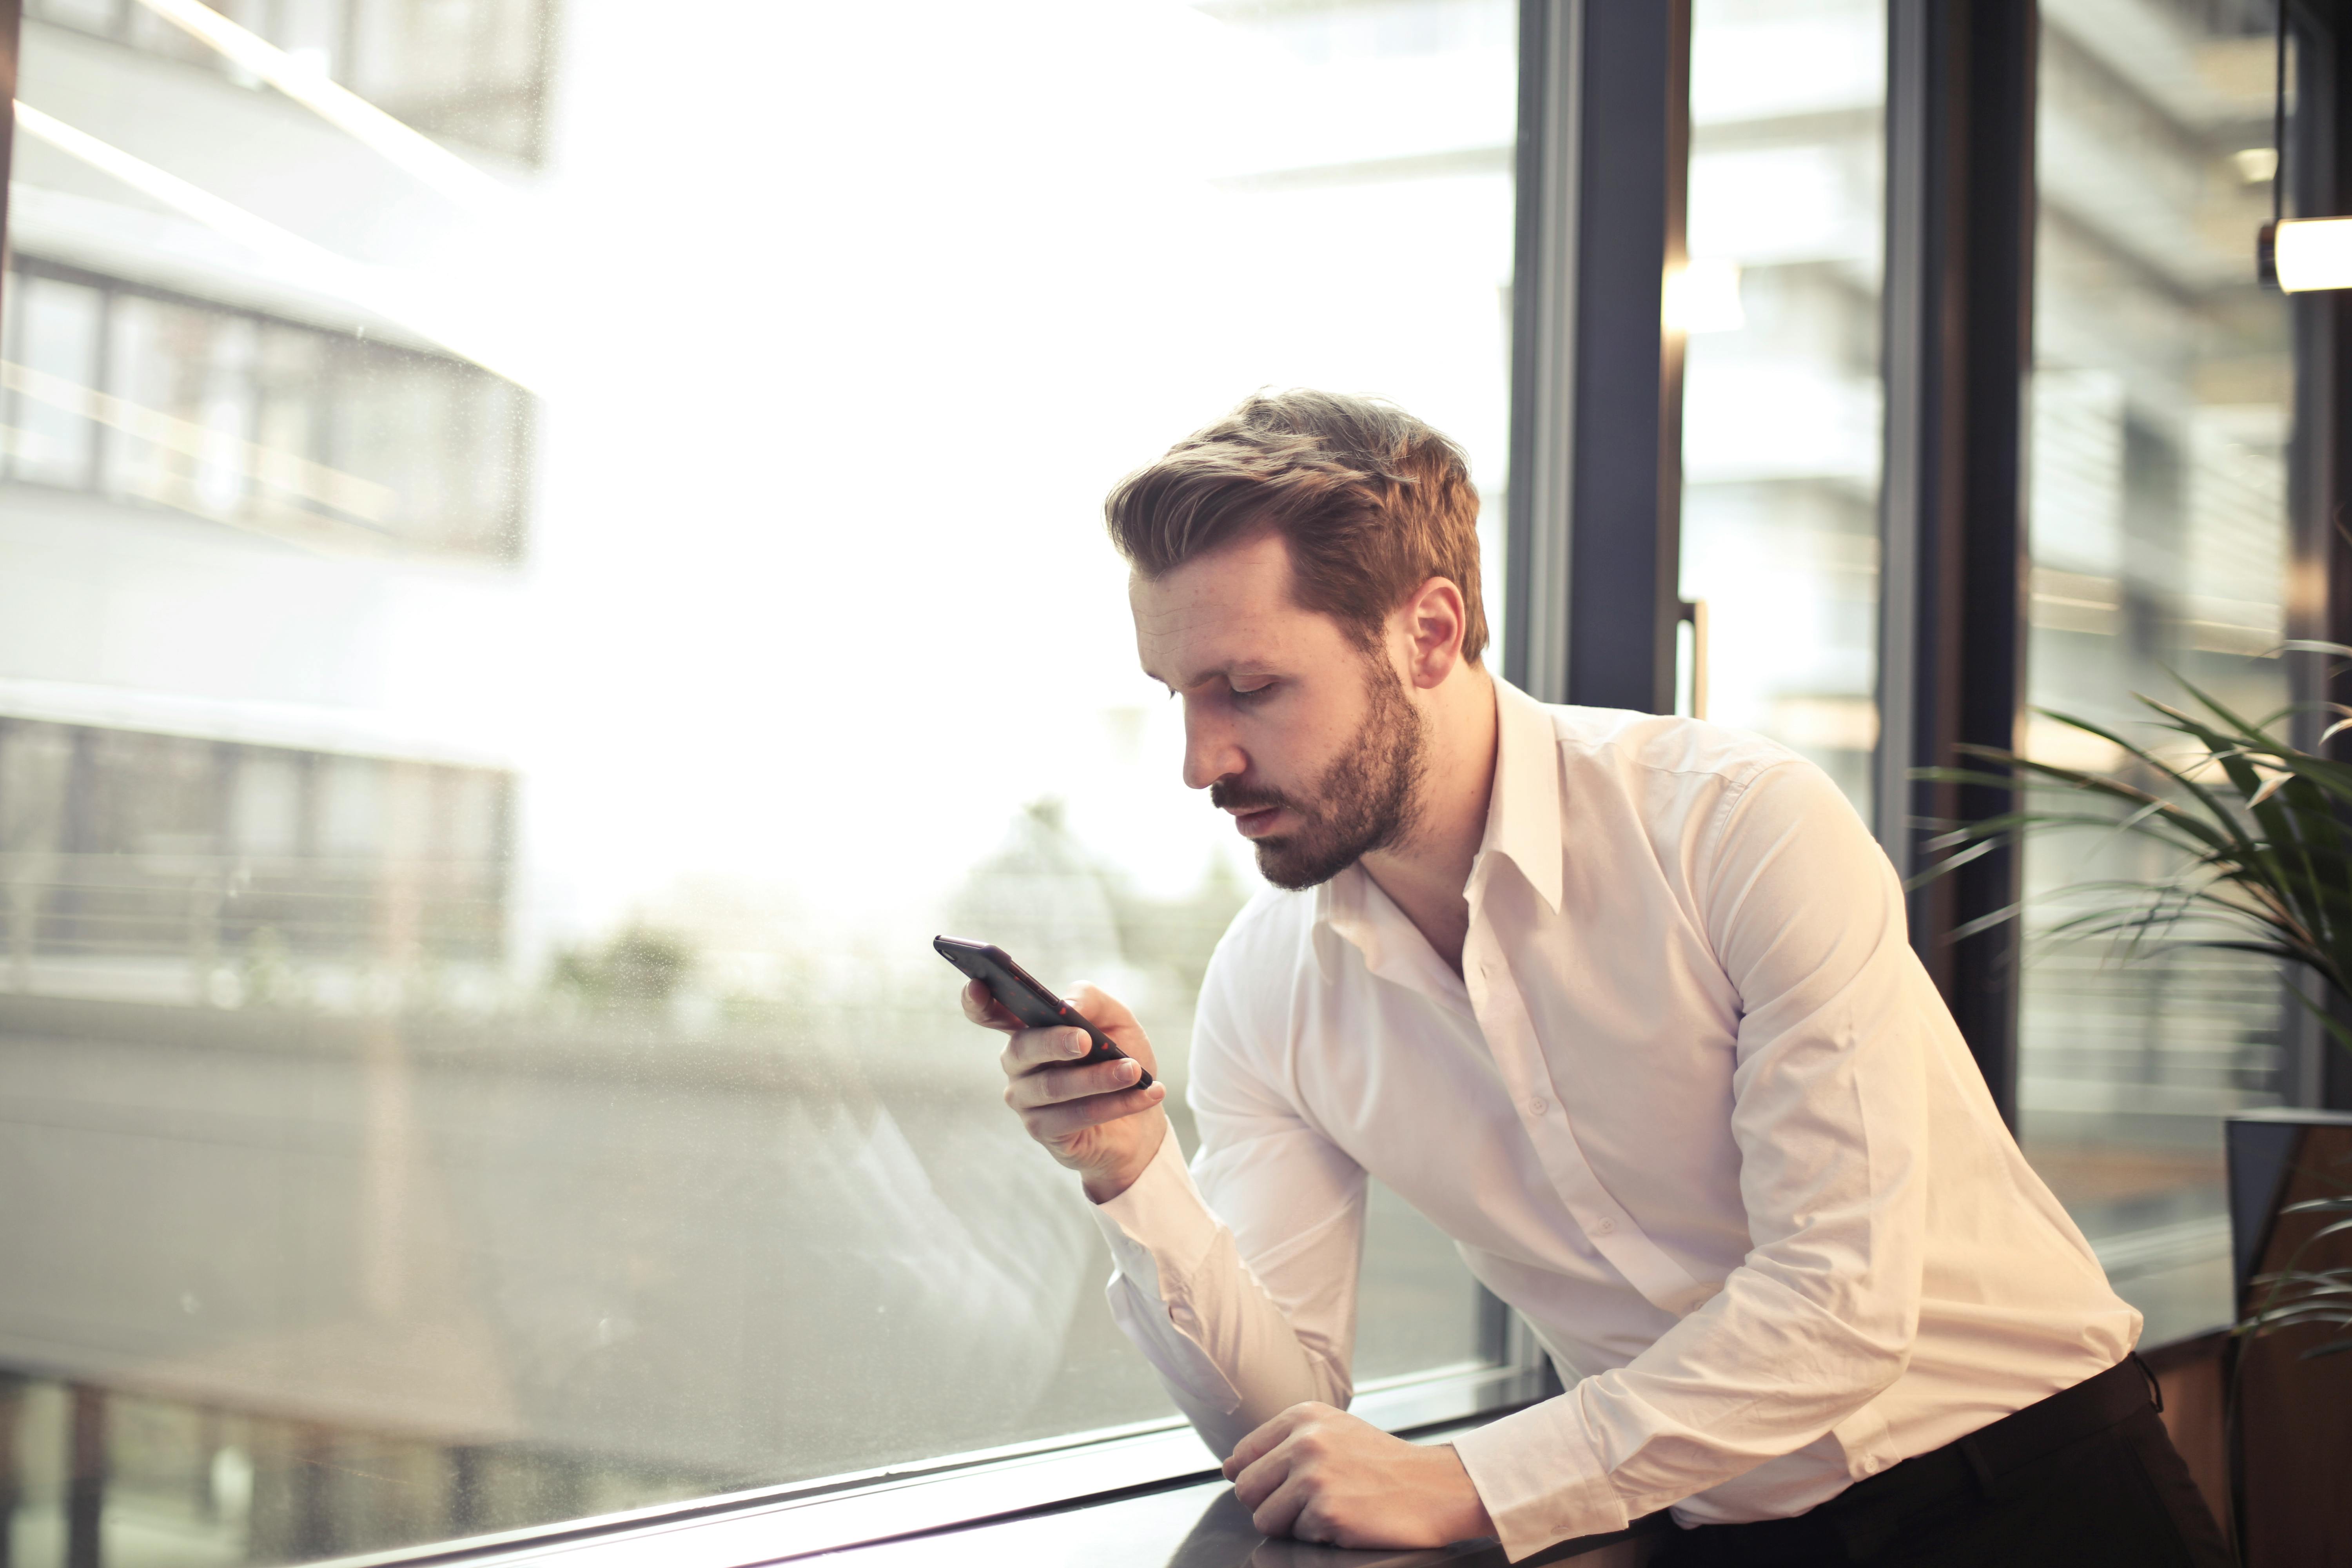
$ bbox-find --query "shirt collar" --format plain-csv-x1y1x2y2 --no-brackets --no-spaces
1310,673,1563,979
1473,675,1565,914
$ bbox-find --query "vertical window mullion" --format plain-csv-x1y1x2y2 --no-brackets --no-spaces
1873,0,2036,1123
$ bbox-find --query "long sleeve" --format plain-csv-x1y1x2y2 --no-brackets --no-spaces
1088,950,1368,1459
1453,759,1936,1557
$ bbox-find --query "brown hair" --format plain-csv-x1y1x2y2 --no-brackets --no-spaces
1103,390,1488,663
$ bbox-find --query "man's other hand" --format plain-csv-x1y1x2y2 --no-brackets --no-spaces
1224,1403,1494,1550
965,980,1167,1203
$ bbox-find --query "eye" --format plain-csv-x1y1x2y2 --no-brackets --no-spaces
1229,682,1274,705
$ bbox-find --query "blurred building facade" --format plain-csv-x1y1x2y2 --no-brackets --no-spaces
2,0,538,1019
1,4,555,1563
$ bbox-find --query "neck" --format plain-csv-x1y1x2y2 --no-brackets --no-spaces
1357,664,1498,974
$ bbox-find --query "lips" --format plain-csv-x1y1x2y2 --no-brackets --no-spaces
1211,780,1289,839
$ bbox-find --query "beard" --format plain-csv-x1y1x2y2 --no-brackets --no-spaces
1210,655,1428,891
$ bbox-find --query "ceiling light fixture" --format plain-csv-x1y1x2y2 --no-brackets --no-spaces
2258,0,2351,291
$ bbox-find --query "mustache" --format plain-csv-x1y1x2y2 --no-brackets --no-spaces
1210,779,1296,814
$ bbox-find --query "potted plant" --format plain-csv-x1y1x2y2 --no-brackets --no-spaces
1920,659,2352,1564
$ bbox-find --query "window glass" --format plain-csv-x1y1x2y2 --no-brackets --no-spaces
0,2,1516,1562
1678,0,1886,814
5,272,104,488
2022,0,2294,1343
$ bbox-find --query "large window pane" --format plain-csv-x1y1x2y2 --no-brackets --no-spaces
0,2,1515,1563
2022,0,2294,1344
1679,0,1886,814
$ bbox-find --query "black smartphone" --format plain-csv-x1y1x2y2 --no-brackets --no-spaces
933,936,1154,1091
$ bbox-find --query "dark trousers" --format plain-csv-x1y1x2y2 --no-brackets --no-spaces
1651,1358,2234,1567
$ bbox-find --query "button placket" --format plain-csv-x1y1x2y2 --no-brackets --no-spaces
1471,945,1709,1316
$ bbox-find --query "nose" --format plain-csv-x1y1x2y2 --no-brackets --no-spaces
1181,695,1245,792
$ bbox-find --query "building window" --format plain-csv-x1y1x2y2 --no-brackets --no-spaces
0,719,513,1004
0,259,534,561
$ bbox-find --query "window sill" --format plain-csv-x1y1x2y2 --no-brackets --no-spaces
318,1360,1573,1568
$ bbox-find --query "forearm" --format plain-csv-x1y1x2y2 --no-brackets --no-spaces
1454,1260,1915,1553
1091,1129,1352,1456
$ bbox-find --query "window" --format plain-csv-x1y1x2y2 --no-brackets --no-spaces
0,260,533,560
0,719,511,996
1679,0,1887,812
2020,0,2294,1342
0,2,1518,1563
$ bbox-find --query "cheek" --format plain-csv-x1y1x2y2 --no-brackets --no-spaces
1242,726,1323,794
1268,689,1359,770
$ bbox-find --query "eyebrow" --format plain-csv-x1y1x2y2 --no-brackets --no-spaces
1141,660,1273,694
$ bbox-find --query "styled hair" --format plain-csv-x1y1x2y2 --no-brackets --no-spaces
1103,390,1488,663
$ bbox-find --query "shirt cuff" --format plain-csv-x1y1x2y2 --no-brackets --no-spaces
1089,1122,1222,1290
1450,1394,1630,1562
1087,1125,1249,1424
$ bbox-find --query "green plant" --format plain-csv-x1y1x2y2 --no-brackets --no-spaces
1915,651,2352,1357
2239,1192,2352,1357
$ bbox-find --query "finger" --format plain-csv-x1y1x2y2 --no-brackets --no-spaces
1000,1025,1096,1073
1019,1082,1165,1141
1248,1470,1316,1541
1223,1408,1303,1481
1229,1437,1292,1511
961,980,1024,1031
1065,982,1136,1030
1005,1055,1147,1111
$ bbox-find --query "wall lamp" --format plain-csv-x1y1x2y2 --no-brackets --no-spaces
2260,218,2352,292
2256,1,2352,291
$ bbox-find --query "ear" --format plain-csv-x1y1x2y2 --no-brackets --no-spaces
1394,577,1468,690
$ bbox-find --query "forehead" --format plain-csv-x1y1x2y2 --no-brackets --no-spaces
1131,533,1336,684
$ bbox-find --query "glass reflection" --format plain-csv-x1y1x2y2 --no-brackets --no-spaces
2019,0,2296,1345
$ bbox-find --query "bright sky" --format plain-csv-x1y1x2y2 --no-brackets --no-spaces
441,0,1520,942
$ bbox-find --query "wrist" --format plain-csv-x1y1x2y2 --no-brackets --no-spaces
1081,1114,1167,1205
1437,1445,1494,1539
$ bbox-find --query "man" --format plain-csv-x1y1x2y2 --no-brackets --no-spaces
959,391,2231,1565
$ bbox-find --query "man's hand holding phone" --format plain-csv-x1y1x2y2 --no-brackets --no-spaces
962,980,1167,1204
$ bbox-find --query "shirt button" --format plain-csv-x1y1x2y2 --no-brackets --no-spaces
1525,1096,1548,1118
1591,1218,1616,1236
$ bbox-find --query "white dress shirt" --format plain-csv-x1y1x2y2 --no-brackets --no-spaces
1087,677,2138,1561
